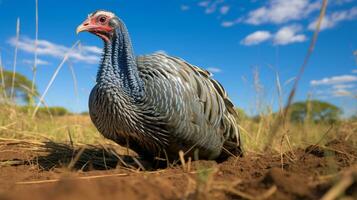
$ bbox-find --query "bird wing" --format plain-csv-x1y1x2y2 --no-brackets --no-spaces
136,53,241,159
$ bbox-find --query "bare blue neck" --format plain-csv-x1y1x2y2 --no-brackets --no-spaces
97,20,144,100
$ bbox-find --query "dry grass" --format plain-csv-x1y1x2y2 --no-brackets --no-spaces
0,106,99,143
1,104,355,155
10,18,20,100
32,40,80,118
29,0,39,106
0,0,356,199
0,0,350,157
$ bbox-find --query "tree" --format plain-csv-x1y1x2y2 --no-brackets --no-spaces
0,70,39,104
288,100,342,123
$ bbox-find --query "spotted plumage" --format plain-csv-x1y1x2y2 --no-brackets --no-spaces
77,10,242,162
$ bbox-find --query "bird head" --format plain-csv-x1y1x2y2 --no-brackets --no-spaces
76,10,120,42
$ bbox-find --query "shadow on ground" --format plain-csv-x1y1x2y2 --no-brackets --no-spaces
0,140,145,171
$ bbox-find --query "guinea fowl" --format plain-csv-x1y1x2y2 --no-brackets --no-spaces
77,10,242,163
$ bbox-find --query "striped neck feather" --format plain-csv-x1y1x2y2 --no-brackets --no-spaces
97,21,144,100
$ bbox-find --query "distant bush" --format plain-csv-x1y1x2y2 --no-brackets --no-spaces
0,70,39,104
39,106,70,116
288,100,342,124
349,115,357,121
247,100,342,124
18,106,70,117
80,111,89,115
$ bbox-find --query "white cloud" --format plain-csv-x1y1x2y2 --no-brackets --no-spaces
273,25,307,45
205,7,216,14
332,88,354,97
352,69,357,73
180,5,190,11
23,58,50,66
198,1,210,7
332,84,355,89
245,0,320,25
36,59,50,65
220,6,230,15
221,21,235,27
78,44,102,54
8,37,101,64
197,0,225,14
241,31,272,46
312,75,357,98
204,3,217,14
206,67,222,73
314,88,355,98
311,75,357,86
221,18,243,27
242,25,307,46
308,7,357,30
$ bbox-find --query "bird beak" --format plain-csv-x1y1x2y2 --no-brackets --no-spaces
76,19,91,34
76,24,87,34
76,25,85,34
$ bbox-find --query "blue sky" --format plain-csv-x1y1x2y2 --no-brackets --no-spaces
0,0,356,116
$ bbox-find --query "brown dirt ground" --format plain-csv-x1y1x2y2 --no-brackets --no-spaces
0,139,356,200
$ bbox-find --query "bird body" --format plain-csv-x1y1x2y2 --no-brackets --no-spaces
77,10,241,162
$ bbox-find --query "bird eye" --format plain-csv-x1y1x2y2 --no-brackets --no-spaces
98,16,107,24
